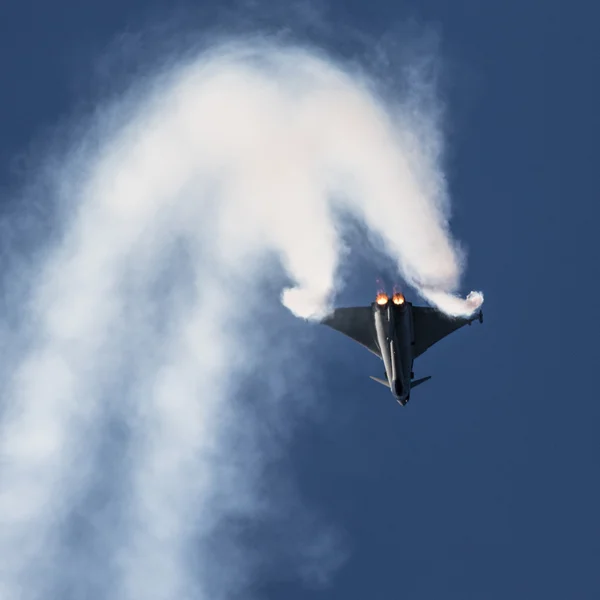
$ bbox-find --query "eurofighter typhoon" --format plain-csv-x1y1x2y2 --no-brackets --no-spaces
322,292,483,406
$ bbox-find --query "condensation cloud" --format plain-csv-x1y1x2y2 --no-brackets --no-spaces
0,39,482,600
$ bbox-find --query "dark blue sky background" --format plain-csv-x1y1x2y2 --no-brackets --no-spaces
2,1,599,599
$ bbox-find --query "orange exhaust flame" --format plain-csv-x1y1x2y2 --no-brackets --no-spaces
392,293,405,305
376,292,389,306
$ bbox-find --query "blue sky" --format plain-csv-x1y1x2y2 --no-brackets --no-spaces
1,1,599,599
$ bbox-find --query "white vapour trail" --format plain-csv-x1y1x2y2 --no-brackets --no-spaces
0,40,482,599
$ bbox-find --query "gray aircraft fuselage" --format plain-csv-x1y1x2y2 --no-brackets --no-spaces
373,300,413,405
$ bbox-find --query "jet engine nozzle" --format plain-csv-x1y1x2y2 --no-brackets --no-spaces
392,293,405,305
376,293,389,306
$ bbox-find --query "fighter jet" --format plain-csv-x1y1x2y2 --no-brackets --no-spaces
321,291,483,406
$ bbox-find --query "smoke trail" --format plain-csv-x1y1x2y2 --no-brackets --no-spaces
0,38,482,599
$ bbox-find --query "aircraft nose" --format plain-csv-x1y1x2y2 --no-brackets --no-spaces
392,379,405,398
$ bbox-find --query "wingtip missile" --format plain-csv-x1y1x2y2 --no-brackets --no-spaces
468,309,483,325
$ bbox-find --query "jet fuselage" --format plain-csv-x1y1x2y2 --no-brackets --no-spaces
373,300,413,405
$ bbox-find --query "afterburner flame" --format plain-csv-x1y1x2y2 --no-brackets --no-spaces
376,293,389,306
392,293,405,305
